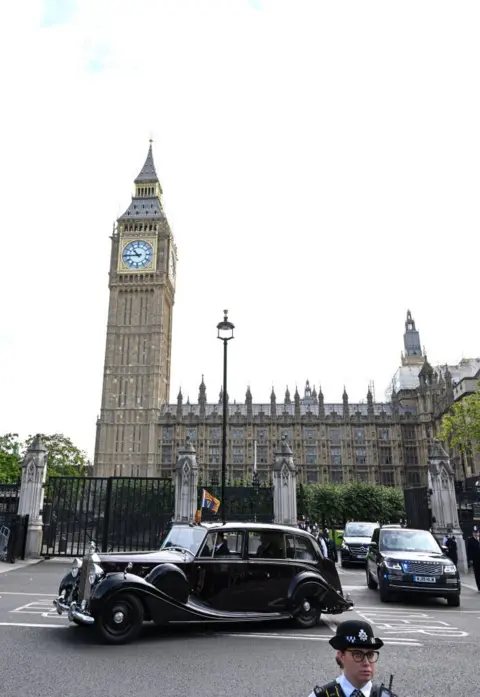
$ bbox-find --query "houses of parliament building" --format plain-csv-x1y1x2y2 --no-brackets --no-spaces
93,145,480,486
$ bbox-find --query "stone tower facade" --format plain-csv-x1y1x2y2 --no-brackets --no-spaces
94,143,177,477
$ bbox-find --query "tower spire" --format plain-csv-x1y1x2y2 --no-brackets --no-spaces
402,309,423,365
134,141,160,185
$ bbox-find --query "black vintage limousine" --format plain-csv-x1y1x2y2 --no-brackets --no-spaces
54,521,353,644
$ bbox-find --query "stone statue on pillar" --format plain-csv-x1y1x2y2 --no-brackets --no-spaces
18,435,48,558
273,435,297,525
174,437,199,523
428,440,467,572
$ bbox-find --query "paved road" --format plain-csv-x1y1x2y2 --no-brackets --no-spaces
0,561,478,697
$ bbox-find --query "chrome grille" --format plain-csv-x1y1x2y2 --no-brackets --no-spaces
77,555,94,602
402,561,443,576
349,545,368,554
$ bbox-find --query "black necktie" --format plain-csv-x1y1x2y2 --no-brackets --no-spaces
351,691,364,697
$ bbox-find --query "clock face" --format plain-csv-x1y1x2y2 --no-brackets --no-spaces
122,240,153,269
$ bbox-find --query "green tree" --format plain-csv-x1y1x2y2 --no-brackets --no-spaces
0,433,22,482
440,385,480,459
24,433,91,478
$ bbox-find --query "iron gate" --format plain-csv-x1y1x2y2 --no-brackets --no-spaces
197,476,274,523
42,476,174,557
404,486,431,530
0,481,28,563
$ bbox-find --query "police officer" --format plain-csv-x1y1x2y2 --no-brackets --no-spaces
466,525,480,591
307,619,399,697
442,528,458,566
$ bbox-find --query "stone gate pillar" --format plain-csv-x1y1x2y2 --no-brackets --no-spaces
273,435,297,525
17,435,48,558
174,437,199,523
428,440,467,573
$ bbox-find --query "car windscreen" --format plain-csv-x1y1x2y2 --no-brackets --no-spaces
161,526,207,554
344,523,376,538
380,530,442,554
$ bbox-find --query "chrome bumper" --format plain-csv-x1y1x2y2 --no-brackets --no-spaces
53,597,95,626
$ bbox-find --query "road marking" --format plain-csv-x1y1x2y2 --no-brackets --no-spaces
0,592,56,596
220,633,422,646
461,582,479,592
11,600,66,619
355,608,469,637
0,622,67,628
341,585,367,591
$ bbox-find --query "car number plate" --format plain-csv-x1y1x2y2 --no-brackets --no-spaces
357,554,366,558
413,576,436,583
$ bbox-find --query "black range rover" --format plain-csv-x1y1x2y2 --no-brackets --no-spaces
366,526,461,606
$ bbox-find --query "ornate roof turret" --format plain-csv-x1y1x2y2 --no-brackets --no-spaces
270,386,276,416
367,386,374,415
284,386,291,405
342,386,349,418
246,386,253,416
119,141,165,222
176,387,183,417
198,375,206,416
134,141,160,184
312,385,317,401
318,386,325,417
419,355,434,386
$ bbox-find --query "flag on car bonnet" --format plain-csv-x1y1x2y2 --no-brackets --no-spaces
202,489,220,513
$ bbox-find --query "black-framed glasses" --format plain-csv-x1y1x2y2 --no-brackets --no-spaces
345,650,379,664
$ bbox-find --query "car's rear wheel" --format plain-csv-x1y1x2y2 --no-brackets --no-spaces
294,598,321,629
366,569,378,590
95,593,144,645
447,593,460,607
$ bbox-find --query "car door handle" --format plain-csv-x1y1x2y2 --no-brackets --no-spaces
265,572,270,579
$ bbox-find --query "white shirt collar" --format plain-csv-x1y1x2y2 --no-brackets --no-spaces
337,674,372,697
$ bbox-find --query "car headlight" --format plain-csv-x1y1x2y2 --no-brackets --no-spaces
71,558,82,578
444,564,456,574
384,558,402,571
88,564,104,585
341,543,349,550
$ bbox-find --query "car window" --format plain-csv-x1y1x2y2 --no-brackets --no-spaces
248,531,286,559
285,534,316,561
380,529,441,553
198,530,245,558
344,523,377,538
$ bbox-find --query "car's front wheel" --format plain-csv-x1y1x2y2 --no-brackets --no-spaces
95,593,144,645
294,598,321,629
378,574,392,603
447,593,460,607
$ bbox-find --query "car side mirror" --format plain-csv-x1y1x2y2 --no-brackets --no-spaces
338,533,343,539
441,545,449,554
369,541,377,549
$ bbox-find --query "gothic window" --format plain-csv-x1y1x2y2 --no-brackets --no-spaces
354,427,365,441
331,469,343,484
406,470,420,486
402,425,415,440
405,447,418,465
355,470,369,483
330,446,342,466
210,427,220,441
282,426,293,441
379,428,390,441
256,427,267,441
329,428,341,443
208,446,219,464
307,471,318,483
379,447,392,465
232,446,244,465
355,447,367,465
115,425,125,453
163,427,173,441
303,427,315,440
306,446,316,465
256,445,268,464
162,446,172,464
380,470,395,487
132,425,142,453
233,470,243,481
232,427,244,440
187,427,197,441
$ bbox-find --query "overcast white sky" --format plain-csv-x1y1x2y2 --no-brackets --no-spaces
1,0,479,458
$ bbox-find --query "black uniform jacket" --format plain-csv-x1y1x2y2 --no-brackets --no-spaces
313,680,399,697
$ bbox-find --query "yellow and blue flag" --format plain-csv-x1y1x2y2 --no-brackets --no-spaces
201,489,220,513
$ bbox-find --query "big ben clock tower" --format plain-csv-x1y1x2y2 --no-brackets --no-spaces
94,142,177,477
